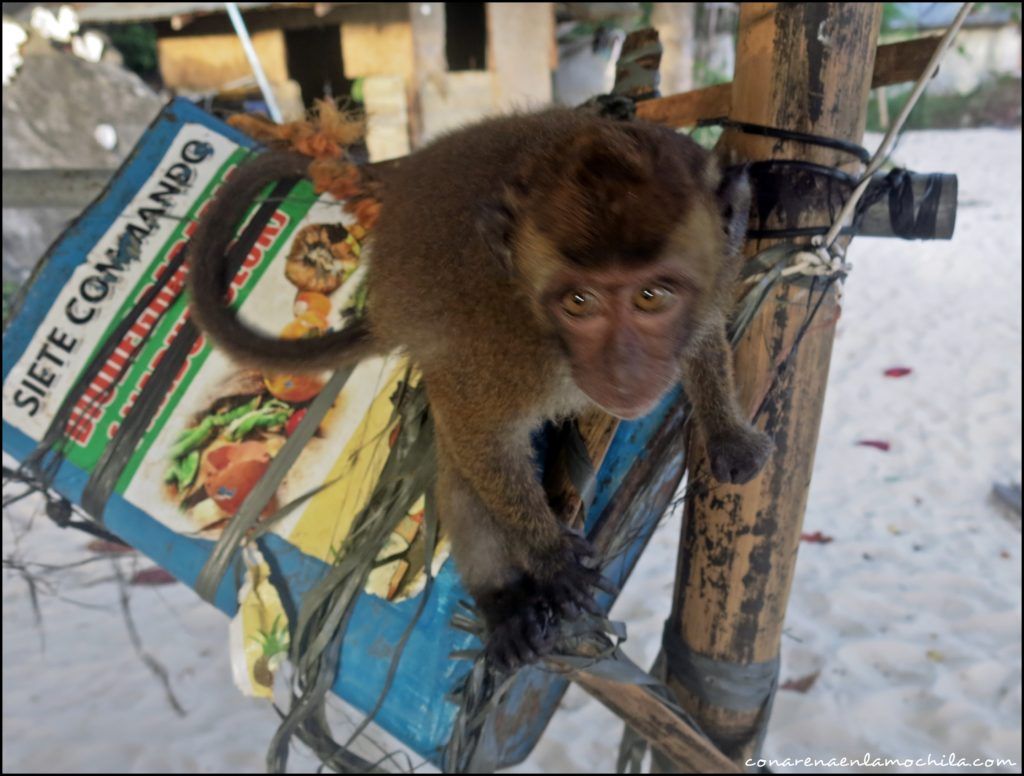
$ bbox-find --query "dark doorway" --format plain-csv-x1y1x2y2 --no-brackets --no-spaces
284,25,353,107
445,2,487,71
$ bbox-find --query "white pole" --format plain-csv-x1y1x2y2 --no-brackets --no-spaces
224,2,283,123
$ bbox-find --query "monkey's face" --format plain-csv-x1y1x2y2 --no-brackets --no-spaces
510,189,726,421
512,194,724,420
485,119,750,419
543,258,697,419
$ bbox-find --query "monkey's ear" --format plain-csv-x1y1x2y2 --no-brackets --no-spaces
715,164,752,257
476,197,518,272
570,126,649,184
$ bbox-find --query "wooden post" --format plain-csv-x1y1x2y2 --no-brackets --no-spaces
663,3,882,767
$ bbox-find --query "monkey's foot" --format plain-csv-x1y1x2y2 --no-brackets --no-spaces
478,578,558,672
707,425,774,484
479,532,606,672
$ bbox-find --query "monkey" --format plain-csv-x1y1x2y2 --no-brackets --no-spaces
188,108,773,671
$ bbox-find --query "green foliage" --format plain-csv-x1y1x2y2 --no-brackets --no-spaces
882,2,1021,34
2,280,19,325
99,23,158,76
867,75,1022,131
639,2,654,28
881,3,914,33
350,77,365,104
977,2,1022,23
688,125,723,150
693,57,731,88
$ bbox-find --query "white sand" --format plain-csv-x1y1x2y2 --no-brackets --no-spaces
3,129,1021,773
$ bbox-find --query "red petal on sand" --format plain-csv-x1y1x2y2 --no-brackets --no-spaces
857,439,891,452
781,671,821,693
86,539,135,554
801,531,834,544
130,568,177,586
883,367,913,378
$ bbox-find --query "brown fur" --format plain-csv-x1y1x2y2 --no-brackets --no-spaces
187,151,382,370
188,109,772,670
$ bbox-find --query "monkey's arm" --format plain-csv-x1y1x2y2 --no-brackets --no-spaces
683,322,773,484
430,395,566,577
428,377,600,670
435,441,561,668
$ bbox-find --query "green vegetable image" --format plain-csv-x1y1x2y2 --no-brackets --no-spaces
225,399,293,440
165,396,296,490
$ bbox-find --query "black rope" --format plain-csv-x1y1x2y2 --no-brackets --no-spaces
739,160,948,241
852,168,947,240
2,466,128,546
747,225,833,239
746,158,856,185
661,623,779,713
699,116,871,165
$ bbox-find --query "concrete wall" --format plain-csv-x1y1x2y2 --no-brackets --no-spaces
157,29,288,91
408,1,493,142
414,2,555,144
340,3,415,80
651,2,696,96
362,75,411,161
488,3,555,111
340,5,416,157
419,71,495,140
155,3,558,152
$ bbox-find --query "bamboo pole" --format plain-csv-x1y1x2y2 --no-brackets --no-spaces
663,3,882,767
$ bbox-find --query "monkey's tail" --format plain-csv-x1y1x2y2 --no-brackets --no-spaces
188,150,383,372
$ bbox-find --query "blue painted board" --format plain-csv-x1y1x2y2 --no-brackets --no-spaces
1,100,680,765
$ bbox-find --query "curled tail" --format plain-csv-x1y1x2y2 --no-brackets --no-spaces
188,151,382,372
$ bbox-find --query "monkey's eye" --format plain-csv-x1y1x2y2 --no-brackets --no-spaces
560,289,598,318
633,286,675,313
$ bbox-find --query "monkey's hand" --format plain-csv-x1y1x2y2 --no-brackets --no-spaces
480,529,605,673
707,424,773,484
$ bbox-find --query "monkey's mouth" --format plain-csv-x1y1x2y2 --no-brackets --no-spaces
595,399,659,421
581,381,668,421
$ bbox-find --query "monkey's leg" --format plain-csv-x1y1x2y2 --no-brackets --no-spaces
683,323,773,484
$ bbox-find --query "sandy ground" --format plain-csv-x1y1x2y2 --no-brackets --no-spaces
3,128,1021,773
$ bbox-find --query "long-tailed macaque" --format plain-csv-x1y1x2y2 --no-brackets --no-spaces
189,109,772,670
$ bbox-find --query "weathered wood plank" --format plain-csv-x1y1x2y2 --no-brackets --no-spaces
635,82,730,126
563,654,741,774
872,35,944,89
745,167,958,240
637,35,939,127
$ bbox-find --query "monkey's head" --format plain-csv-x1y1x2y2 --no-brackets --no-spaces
481,119,751,420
